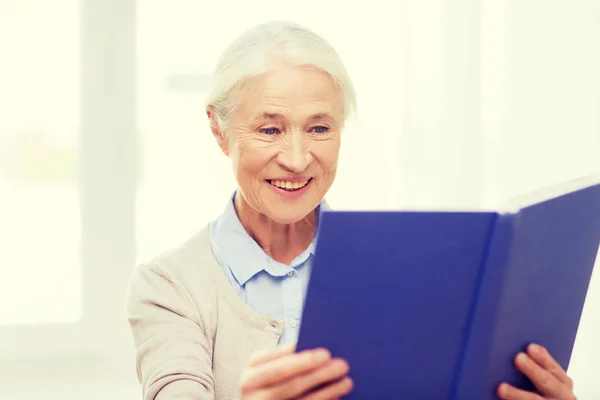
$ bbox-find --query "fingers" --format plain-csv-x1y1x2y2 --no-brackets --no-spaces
496,383,543,400
526,344,573,389
513,352,573,399
247,342,297,367
267,358,350,399
299,377,354,400
240,348,331,391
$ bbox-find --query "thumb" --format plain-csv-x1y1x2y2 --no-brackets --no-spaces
247,342,297,367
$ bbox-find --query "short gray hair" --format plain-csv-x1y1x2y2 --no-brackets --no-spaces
205,20,357,129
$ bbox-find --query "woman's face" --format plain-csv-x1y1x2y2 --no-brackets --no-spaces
213,65,343,224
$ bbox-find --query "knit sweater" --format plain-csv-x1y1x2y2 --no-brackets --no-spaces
126,226,284,399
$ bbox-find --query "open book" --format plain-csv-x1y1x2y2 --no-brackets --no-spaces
297,175,600,399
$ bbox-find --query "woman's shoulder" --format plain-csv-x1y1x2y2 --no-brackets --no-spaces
131,225,221,301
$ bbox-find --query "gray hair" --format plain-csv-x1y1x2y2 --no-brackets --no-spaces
205,20,357,130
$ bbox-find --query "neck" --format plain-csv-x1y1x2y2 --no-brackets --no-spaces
234,192,318,265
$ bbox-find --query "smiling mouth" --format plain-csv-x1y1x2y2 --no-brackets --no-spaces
267,178,312,191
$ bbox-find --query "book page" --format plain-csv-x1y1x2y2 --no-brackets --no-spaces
500,174,600,214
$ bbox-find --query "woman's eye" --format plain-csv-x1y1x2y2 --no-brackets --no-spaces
311,126,329,134
260,127,281,135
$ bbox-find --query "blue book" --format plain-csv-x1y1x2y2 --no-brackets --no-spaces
297,176,600,399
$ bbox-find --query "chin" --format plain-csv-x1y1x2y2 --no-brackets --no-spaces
268,212,308,225
265,205,316,225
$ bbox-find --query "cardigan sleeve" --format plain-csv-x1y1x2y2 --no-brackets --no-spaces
126,264,215,400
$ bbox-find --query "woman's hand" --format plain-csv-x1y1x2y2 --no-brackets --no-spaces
239,343,353,400
497,344,576,400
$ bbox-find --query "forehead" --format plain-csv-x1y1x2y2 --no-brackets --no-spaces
235,65,343,120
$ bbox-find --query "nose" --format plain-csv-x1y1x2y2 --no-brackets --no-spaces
277,133,312,173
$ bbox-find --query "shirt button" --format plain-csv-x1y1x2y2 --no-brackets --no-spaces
287,271,294,277
290,320,298,328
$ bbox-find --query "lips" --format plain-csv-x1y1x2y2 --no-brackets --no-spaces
267,178,312,191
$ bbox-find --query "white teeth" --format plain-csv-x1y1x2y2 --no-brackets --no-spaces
270,179,309,190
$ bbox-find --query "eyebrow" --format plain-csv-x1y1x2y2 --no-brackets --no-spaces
255,113,284,121
253,112,336,123
308,113,335,122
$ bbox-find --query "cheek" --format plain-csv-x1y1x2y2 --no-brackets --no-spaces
314,141,341,174
233,137,275,178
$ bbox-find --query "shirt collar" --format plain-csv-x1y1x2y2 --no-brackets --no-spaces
212,192,330,286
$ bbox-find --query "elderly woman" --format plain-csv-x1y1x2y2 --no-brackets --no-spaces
126,21,577,400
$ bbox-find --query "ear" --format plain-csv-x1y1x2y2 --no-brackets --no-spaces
206,106,229,156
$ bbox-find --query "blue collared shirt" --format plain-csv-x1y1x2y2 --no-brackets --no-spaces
209,194,327,344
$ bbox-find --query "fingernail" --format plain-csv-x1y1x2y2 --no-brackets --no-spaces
333,358,349,372
314,348,331,362
516,352,528,365
498,383,510,397
530,343,543,355
343,377,355,392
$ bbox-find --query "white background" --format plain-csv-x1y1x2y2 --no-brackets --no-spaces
0,0,599,398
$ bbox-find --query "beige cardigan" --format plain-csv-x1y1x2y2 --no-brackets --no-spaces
126,226,284,400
